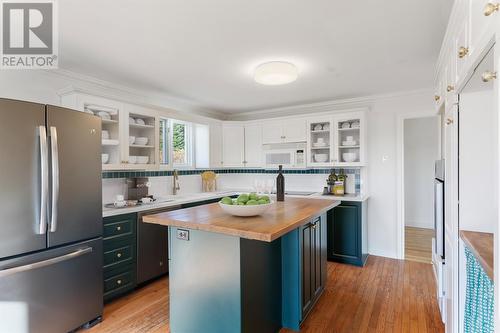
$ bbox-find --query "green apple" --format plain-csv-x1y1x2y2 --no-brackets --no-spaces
220,197,233,205
237,194,249,203
246,199,258,205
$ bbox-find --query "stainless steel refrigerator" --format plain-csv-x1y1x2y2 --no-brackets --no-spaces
0,98,103,333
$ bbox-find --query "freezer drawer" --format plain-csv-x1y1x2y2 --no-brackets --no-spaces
0,238,103,333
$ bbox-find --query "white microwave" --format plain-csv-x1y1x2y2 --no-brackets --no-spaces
263,143,306,169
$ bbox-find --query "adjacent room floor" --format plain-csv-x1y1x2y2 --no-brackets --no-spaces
85,256,443,333
405,226,434,264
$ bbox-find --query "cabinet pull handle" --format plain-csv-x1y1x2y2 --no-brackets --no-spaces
446,118,454,125
117,279,122,285
481,71,497,82
484,2,499,16
434,95,441,102
116,253,122,258
458,46,469,58
116,226,122,231
446,85,454,92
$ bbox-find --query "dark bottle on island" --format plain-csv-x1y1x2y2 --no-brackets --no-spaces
276,165,285,201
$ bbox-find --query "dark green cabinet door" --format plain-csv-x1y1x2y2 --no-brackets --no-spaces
301,216,326,320
327,201,368,267
332,205,359,257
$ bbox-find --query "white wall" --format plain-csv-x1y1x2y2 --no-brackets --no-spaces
366,92,435,258
403,117,439,229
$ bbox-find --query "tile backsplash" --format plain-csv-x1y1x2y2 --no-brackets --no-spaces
102,168,362,204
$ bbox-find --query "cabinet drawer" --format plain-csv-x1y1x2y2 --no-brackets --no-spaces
104,244,133,269
104,219,133,239
104,269,134,294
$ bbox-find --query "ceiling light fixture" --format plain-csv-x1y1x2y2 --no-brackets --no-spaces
254,61,298,85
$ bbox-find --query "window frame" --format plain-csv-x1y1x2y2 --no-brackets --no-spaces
159,118,171,167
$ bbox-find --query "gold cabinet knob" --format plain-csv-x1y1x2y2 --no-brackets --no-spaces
481,71,497,82
117,279,122,285
116,253,122,258
484,2,500,16
446,118,454,125
116,226,121,231
458,46,469,58
434,95,441,101
447,85,454,92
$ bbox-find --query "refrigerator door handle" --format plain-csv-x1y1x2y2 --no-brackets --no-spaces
38,126,49,235
50,126,59,233
0,247,92,278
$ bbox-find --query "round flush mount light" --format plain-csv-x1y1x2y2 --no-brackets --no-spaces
254,61,298,85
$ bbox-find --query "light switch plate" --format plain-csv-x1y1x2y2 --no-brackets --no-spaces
176,229,189,241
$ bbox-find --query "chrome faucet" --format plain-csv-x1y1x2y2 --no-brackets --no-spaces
173,169,180,195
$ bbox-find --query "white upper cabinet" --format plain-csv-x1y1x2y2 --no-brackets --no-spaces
283,118,307,143
469,0,496,57
306,111,367,167
209,122,223,168
262,120,284,144
244,123,262,167
262,118,307,144
307,117,334,167
333,113,366,166
222,124,245,167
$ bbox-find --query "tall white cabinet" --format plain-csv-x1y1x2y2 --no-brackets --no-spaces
222,123,263,167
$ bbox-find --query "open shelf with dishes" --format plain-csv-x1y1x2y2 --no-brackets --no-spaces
334,115,364,166
83,103,122,169
128,113,157,166
307,118,333,167
306,111,366,167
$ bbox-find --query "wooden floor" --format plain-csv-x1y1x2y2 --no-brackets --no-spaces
405,226,434,264
85,256,443,333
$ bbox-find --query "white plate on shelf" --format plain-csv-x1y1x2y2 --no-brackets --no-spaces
102,139,119,146
342,141,357,146
313,142,328,147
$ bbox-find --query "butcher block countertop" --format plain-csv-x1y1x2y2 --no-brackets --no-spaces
143,197,340,242
460,230,494,280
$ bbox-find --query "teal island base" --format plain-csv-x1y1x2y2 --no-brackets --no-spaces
168,213,326,333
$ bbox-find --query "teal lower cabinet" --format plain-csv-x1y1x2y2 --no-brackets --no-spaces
103,213,137,302
327,201,368,267
282,213,327,331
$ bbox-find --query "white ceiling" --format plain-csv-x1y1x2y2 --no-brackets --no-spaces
59,0,453,113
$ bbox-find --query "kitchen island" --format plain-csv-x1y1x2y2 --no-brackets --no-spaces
143,197,340,333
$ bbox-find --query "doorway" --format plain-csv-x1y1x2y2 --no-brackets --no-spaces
402,116,440,263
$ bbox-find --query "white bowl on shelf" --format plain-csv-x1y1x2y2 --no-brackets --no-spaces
129,136,136,145
102,130,109,140
314,154,328,163
342,152,357,162
129,117,136,125
137,156,149,164
98,111,111,120
128,156,137,164
135,137,149,146
101,153,109,164
219,200,274,217
135,118,146,126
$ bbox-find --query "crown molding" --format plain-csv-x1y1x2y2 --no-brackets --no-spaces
46,68,227,120
227,88,433,121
